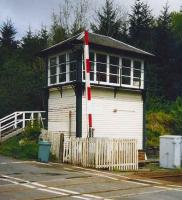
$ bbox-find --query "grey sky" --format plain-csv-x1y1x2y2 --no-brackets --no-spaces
0,0,181,39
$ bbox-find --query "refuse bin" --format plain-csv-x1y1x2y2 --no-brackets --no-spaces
38,141,51,163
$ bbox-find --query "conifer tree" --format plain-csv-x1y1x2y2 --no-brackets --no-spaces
129,0,154,51
90,0,123,40
0,19,17,49
154,4,174,98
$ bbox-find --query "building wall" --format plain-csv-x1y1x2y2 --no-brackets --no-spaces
82,87,143,149
48,87,76,139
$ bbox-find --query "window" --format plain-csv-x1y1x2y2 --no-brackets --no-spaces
69,52,77,81
90,52,95,81
96,54,107,82
59,54,66,82
133,60,142,87
49,57,57,84
109,56,119,84
48,51,144,89
122,58,131,85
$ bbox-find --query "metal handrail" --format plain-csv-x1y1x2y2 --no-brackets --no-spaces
0,111,46,136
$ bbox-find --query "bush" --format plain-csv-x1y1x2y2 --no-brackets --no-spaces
171,97,182,135
146,96,182,148
0,135,38,159
0,120,42,160
23,120,41,142
146,111,174,148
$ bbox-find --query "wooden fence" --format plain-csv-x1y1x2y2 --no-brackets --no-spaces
40,130,64,162
63,137,138,171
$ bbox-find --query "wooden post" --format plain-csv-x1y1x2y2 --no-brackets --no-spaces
14,112,17,128
22,112,25,128
69,111,72,137
76,52,82,138
59,133,64,163
0,122,1,143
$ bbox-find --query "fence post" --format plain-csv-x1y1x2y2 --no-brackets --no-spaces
59,133,64,163
95,138,98,168
14,112,17,128
0,122,1,143
22,112,25,128
31,112,34,127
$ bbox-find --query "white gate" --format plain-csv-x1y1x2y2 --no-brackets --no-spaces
63,137,138,171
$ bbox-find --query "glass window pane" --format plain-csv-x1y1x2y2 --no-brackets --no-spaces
89,52,95,81
69,52,77,61
122,77,130,85
50,76,56,84
122,67,130,76
133,78,140,87
90,72,94,81
133,60,141,79
90,52,94,61
122,58,131,75
50,57,57,66
59,54,66,64
134,69,141,78
110,75,118,83
110,65,119,74
110,56,119,65
134,60,141,69
122,58,131,85
70,62,76,81
59,64,66,73
109,56,119,84
97,54,107,63
59,74,66,82
50,66,56,75
96,54,107,82
69,52,77,81
122,58,131,67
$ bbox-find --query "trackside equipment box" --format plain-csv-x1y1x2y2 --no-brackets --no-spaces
160,135,181,169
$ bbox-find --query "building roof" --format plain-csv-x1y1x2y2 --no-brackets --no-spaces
40,31,154,57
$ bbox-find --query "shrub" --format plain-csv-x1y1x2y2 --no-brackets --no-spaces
171,97,182,135
0,135,38,160
146,111,175,147
23,120,41,142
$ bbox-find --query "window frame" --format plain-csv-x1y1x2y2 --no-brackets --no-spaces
48,51,77,86
47,50,144,89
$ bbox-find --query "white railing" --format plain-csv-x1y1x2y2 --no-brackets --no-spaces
63,137,138,171
0,111,46,139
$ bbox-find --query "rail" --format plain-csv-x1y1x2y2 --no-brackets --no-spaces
0,111,46,140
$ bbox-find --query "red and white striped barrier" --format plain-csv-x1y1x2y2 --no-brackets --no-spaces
84,31,93,137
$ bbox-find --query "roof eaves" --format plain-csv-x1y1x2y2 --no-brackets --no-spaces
78,32,154,57
40,32,83,53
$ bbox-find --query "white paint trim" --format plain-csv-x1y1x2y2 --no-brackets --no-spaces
37,188,68,195
49,187,80,194
72,196,91,200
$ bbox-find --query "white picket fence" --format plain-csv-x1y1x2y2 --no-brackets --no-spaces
63,137,138,171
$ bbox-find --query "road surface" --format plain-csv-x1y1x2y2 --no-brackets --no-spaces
0,155,182,200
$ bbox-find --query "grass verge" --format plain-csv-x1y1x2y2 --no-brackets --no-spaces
0,134,38,160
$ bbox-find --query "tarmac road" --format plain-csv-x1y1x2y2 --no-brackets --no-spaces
0,155,182,200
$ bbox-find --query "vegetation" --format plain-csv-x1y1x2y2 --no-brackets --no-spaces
0,123,41,159
0,0,182,150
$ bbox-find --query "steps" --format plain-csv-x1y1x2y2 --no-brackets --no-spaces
0,111,45,143
1,128,24,142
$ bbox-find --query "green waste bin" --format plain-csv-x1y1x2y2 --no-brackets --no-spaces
38,141,51,163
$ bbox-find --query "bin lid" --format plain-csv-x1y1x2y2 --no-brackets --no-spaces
39,141,51,145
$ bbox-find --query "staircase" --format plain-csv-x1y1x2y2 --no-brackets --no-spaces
0,111,46,142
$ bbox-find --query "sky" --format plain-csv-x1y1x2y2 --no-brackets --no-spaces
0,0,181,39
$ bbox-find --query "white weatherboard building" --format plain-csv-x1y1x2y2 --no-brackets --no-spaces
40,32,153,150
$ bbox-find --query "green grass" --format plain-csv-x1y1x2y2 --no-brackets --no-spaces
0,134,38,160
